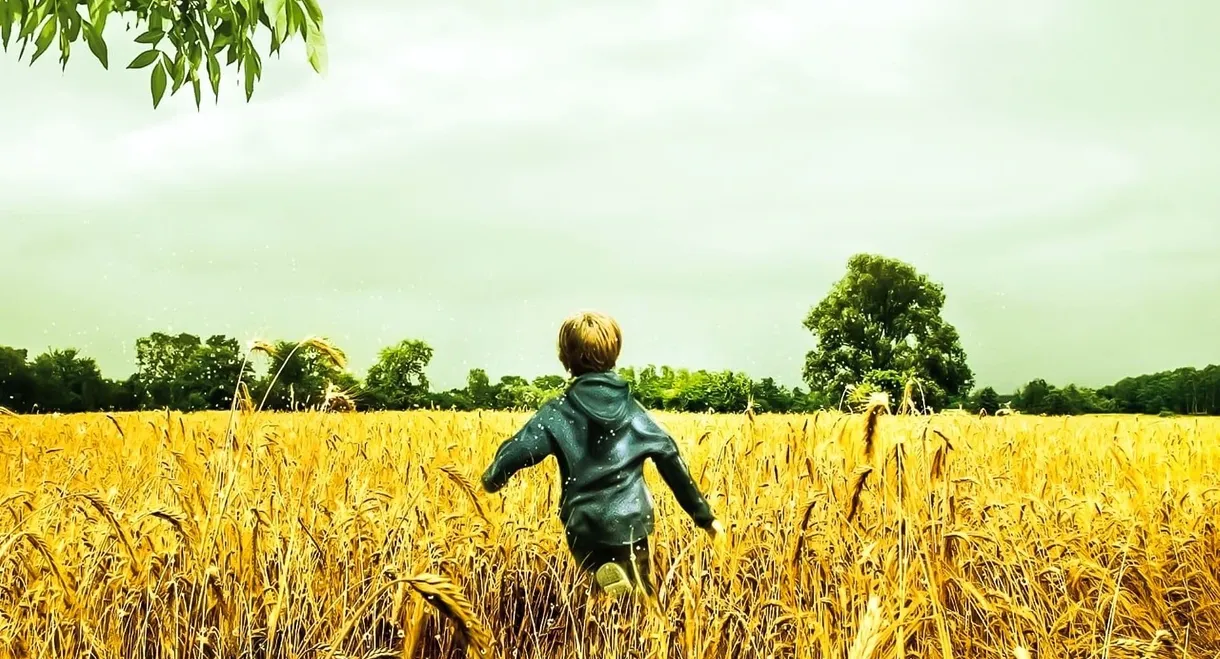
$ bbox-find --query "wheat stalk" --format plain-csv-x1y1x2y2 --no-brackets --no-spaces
847,594,884,659
407,573,493,654
71,491,139,568
330,573,491,656
439,465,491,523
861,394,888,462
300,336,349,370
139,507,196,544
22,532,75,607
846,465,874,522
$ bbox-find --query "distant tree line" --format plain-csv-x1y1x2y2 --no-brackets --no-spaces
1000,366,1220,416
1,332,1217,417
0,332,832,414
3,254,1215,417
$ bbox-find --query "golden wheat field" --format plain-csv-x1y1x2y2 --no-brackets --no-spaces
1,409,1218,659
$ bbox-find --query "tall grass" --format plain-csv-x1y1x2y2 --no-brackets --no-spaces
0,409,1217,658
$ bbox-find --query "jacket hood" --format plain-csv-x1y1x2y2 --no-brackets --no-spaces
566,371,633,427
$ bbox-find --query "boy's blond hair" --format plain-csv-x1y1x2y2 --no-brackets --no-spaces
558,311,622,376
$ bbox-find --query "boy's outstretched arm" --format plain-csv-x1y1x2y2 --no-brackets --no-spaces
652,433,718,531
481,416,553,493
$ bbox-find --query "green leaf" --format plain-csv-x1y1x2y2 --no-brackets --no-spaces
242,0,263,31
92,0,109,34
135,29,163,44
301,0,323,26
241,41,261,76
191,21,210,52
264,0,284,39
284,0,299,38
151,59,167,108
170,52,186,92
1,0,12,51
29,14,55,64
21,3,44,40
192,77,201,110
305,17,326,75
145,9,162,34
213,30,232,52
127,48,159,69
205,49,220,100
57,26,68,69
243,51,255,101
82,20,107,68
88,0,111,27
66,9,79,42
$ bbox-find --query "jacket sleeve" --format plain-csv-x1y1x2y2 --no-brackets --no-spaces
481,413,553,493
649,423,716,529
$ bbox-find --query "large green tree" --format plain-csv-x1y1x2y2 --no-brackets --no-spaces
29,348,113,413
692,370,752,413
1014,378,1052,414
750,377,793,413
3,0,326,108
255,338,352,410
463,368,497,409
974,386,1001,415
532,375,566,391
178,335,244,409
364,339,433,410
494,375,529,409
802,254,974,408
0,346,37,412
133,332,243,410
133,331,201,407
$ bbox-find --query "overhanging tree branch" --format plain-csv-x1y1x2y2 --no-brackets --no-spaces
2,0,326,108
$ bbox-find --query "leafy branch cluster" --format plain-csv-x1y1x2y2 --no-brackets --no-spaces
1,0,326,107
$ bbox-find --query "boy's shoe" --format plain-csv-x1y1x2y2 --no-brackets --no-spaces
595,562,634,597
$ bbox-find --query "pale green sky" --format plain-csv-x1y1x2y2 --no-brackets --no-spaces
2,0,1217,393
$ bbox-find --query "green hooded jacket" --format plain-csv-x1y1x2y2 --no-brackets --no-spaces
481,371,716,549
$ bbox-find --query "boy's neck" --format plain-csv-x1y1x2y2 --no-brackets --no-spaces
573,369,614,378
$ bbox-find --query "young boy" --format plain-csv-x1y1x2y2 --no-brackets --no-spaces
481,311,724,598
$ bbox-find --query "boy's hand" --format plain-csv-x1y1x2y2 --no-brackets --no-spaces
706,519,727,552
